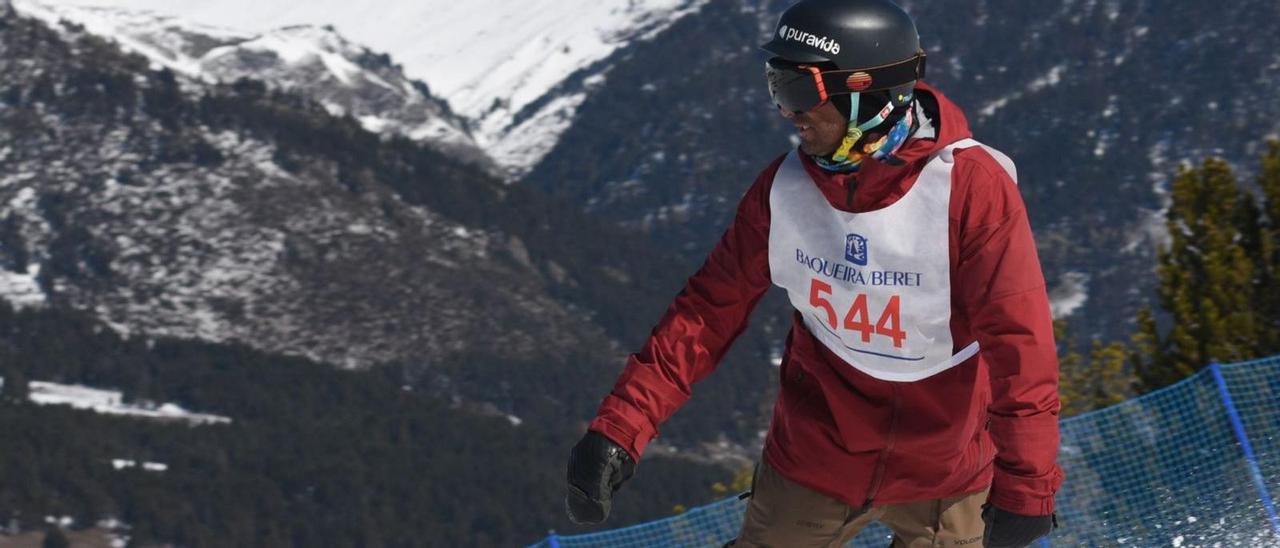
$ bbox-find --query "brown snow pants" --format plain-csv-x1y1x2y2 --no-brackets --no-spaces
731,460,989,547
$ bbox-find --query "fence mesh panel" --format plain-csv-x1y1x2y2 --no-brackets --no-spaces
535,358,1280,547
1216,357,1280,542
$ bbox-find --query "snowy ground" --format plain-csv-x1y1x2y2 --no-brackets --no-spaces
18,379,232,425
1048,270,1089,319
110,459,168,472
0,263,45,309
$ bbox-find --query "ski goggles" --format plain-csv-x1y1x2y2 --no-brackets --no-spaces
764,53,927,113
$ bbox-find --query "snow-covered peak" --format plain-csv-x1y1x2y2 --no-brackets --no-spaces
228,27,368,85
22,0,704,116
13,0,481,154
12,0,244,75
15,0,710,173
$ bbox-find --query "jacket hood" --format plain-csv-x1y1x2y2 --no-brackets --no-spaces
893,80,973,162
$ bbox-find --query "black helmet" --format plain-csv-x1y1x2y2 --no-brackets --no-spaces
761,0,925,108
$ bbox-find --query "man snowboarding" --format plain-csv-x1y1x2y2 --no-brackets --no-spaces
567,1,1061,546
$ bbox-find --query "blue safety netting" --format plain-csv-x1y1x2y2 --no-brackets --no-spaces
532,356,1280,547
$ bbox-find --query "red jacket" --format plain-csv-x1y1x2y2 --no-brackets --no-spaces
588,82,1063,516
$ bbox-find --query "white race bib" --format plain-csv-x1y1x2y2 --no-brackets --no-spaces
767,139,1013,381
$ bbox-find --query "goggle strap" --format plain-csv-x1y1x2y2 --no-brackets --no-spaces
819,52,927,95
831,98,895,162
829,97,901,161
830,93,861,161
856,100,895,133
806,65,829,105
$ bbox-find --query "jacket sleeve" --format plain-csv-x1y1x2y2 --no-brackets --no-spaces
588,158,781,461
953,149,1064,516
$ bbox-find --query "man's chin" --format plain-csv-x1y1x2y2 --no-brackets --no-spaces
799,142,838,157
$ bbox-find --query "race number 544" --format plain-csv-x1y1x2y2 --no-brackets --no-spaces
808,278,906,348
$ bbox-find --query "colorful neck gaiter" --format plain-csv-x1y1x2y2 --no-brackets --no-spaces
813,98,916,173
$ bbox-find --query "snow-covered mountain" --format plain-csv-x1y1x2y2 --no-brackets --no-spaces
18,0,710,173
13,0,485,162
0,9,625,372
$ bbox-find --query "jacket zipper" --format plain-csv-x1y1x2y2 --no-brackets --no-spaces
863,383,901,509
844,177,857,209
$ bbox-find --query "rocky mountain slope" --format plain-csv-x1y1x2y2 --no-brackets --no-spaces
0,6,624,380
13,0,485,162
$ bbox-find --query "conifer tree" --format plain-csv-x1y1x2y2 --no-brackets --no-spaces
1055,320,1089,416
1056,320,1137,416
1257,140,1280,350
1132,305,1160,375
1138,158,1260,389
1259,141,1280,237
1235,190,1280,354
1087,340,1137,409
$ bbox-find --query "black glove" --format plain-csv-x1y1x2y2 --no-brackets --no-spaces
566,431,635,524
983,504,1055,547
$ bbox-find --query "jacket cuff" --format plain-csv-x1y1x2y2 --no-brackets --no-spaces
989,465,1063,516
588,396,659,462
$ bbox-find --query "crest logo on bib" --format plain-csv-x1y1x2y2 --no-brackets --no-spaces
845,233,868,266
